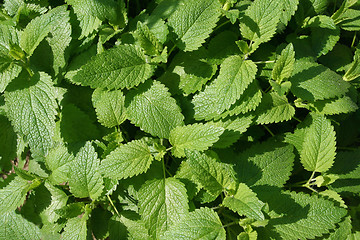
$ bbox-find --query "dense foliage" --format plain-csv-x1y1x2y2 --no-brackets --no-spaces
0,0,360,239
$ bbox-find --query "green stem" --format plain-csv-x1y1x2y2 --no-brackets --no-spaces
254,60,275,64
162,158,166,179
351,33,357,48
165,168,173,177
293,116,302,123
0,10,11,19
223,221,239,228
221,212,239,222
214,20,231,32
263,125,275,137
107,195,120,217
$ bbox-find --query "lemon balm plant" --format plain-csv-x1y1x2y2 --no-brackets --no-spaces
0,0,360,239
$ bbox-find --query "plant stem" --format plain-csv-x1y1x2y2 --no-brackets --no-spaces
214,20,231,32
162,158,166,179
351,33,357,48
254,60,275,64
107,195,120,216
293,116,302,123
223,221,239,228
263,125,275,137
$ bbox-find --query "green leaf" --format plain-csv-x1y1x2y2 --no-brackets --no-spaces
338,8,360,31
126,80,184,139
138,177,189,238
210,114,254,148
66,0,119,23
60,104,100,144
0,25,21,92
169,123,224,158
280,0,299,26
46,5,72,76
185,150,237,196
240,0,282,52
344,49,360,82
272,43,295,82
5,72,57,156
71,44,154,90
168,0,221,51
161,207,226,240
193,57,257,120
325,216,352,240
290,60,350,102
0,63,22,93
62,214,89,240
207,30,240,64
303,15,340,57
160,48,217,95
256,189,347,239
45,144,75,184
20,6,66,56
319,44,353,72
135,14,168,44
236,140,295,187
313,95,358,115
135,21,163,56
218,80,263,119
0,176,31,214
223,183,265,221
328,148,360,194
109,215,151,240
0,212,41,240
0,115,17,171
255,92,295,124
68,142,104,200
300,114,336,172
40,182,69,224
0,25,19,54
3,0,24,16
92,88,126,128
100,139,154,180
66,0,120,38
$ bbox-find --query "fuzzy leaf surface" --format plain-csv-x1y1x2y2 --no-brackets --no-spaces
223,183,265,221
68,142,104,200
0,212,41,240
62,215,88,240
0,176,31,214
256,189,347,239
168,0,221,51
20,6,67,56
236,140,295,187
240,0,282,52
5,72,57,156
45,144,75,184
92,89,126,128
272,43,295,82
300,114,336,172
255,92,295,124
290,60,350,102
126,80,184,139
169,123,224,157
72,45,154,90
161,207,226,240
186,150,236,196
138,177,189,239
100,139,154,180
193,57,257,120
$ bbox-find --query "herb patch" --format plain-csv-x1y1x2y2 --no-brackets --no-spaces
0,0,360,239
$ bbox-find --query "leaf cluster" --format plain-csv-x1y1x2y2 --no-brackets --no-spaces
1,0,360,239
